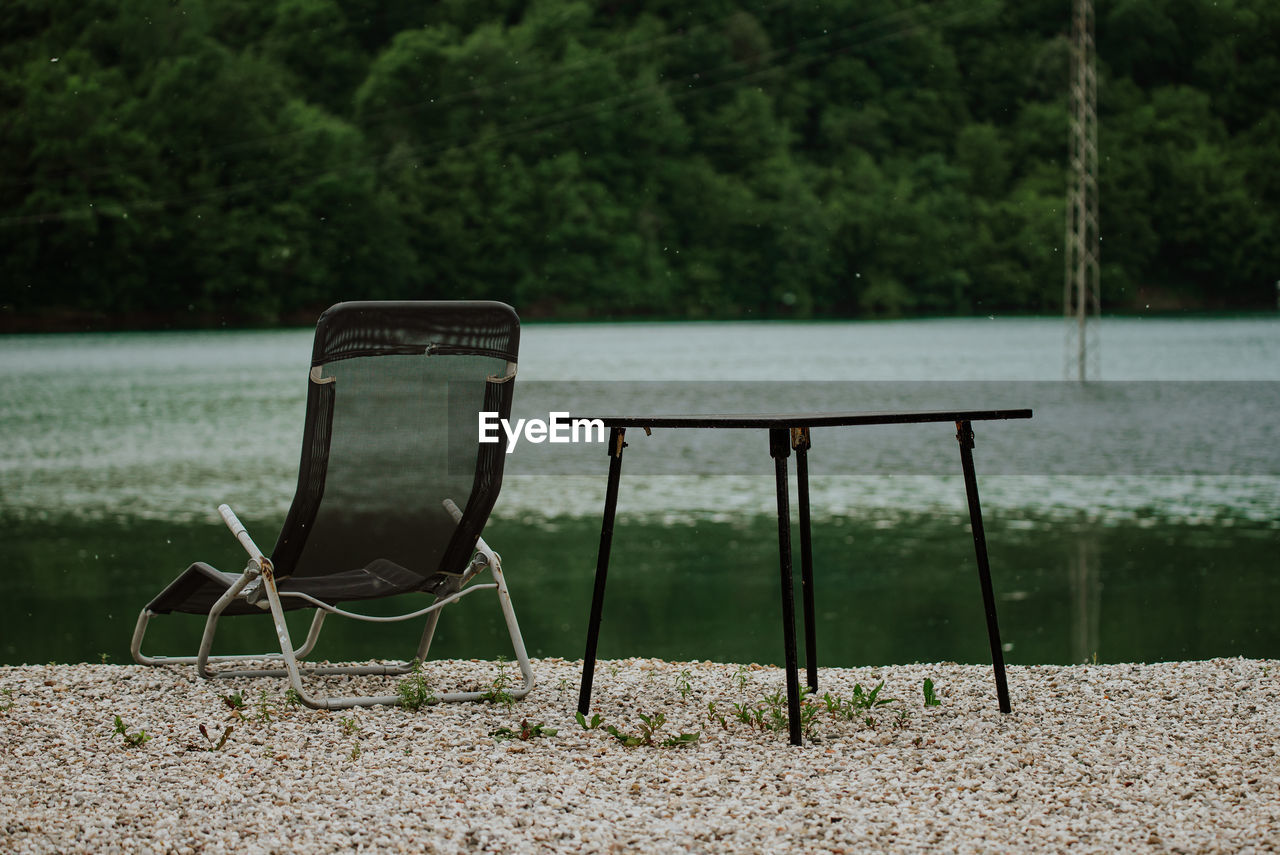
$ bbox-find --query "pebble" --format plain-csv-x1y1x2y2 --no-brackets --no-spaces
1,657,1277,852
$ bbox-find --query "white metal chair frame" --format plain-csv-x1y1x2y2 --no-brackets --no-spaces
132,501,534,710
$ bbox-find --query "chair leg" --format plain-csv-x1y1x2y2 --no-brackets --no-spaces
492,555,535,696
247,549,533,710
414,609,444,664
433,548,535,702
136,553,532,708
258,573,331,707
131,563,294,669
197,578,249,678
131,606,326,670
296,610,327,659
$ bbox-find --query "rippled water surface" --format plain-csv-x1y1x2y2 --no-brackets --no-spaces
2,316,1277,665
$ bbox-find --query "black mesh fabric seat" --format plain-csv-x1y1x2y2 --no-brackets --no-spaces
131,302,534,709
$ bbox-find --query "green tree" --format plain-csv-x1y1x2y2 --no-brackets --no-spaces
262,0,368,116
0,50,157,314
5,0,1279,325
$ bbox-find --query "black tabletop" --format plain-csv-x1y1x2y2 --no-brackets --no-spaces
575,408,1033,429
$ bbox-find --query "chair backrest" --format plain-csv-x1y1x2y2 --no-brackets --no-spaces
270,301,519,587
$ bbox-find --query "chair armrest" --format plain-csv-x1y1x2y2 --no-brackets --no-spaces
442,498,464,523
218,503,267,564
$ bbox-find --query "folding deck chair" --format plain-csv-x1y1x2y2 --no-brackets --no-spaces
131,301,534,709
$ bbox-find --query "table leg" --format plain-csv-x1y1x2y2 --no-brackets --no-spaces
769,428,803,746
955,420,1012,714
792,427,818,693
578,427,627,717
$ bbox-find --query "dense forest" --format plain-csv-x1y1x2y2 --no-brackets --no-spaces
2,0,1277,329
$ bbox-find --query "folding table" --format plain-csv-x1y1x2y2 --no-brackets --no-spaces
575,409,1033,745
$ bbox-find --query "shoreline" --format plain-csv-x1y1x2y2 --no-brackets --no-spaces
2,657,1277,852
3,309,1275,336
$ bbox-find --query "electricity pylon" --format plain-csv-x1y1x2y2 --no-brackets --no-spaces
1064,0,1100,381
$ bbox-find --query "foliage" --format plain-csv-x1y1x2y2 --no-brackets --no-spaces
605,711,700,747
823,680,898,726
575,710,603,730
112,714,152,747
254,690,277,723
396,659,437,710
729,687,823,737
923,677,941,707
197,723,233,751
481,657,516,710
4,0,1277,328
492,719,557,741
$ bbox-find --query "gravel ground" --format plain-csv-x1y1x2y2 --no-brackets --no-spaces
1,657,1277,853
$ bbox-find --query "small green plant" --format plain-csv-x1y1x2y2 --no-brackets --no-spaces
850,681,895,711
98,652,110,664
823,681,898,726
799,699,821,738
0,688,13,712
893,707,912,729
922,678,941,707
763,689,788,732
732,702,753,725
198,723,233,751
254,690,276,723
749,689,822,737
222,690,246,712
853,681,896,724
604,711,697,747
734,665,751,691
492,719,558,741
707,701,727,729
113,715,152,748
605,722,649,747
340,716,361,735
675,669,694,699
557,677,572,693
481,657,516,710
283,688,303,708
397,660,437,710
349,743,361,760
575,711,603,730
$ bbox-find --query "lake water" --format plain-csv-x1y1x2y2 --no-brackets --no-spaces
1,316,1277,667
